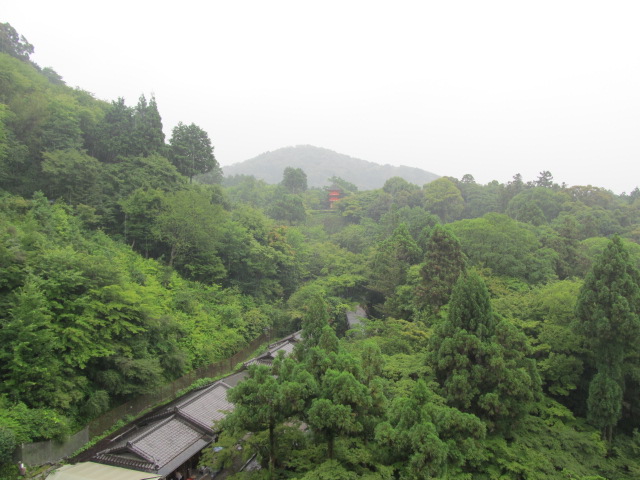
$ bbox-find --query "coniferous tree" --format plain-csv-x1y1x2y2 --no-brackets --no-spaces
224,363,315,478
429,271,540,430
367,223,421,312
575,236,640,441
133,94,165,156
414,225,466,315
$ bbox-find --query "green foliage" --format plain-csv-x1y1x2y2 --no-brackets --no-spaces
450,213,557,283
492,280,585,399
429,272,541,429
366,223,421,315
0,398,69,443
169,121,220,182
0,23,34,61
414,225,466,315
223,364,316,475
267,190,307,225
335,190,392,223
506,187,570,225
300,294,331,350
375,380,486,478
41,149,102,205
152,188,226,279
281,167,308,194
0,427,16,464
90,97,135,162
0,194,271,437
576,236,640,438
423,177,464,223
3,34,640,475
132,94,165,156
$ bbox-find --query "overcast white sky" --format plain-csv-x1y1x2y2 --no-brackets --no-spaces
4,1,640,193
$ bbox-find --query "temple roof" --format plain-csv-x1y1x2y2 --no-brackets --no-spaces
244,331,301,368
85,331,302,477
91,381,233,476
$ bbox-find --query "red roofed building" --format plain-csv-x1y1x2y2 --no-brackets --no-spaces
328,185,343,209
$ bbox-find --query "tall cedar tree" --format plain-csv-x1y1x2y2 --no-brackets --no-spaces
429,271,540,430
133,94,165,156
415,225,466,314
575,236,640,441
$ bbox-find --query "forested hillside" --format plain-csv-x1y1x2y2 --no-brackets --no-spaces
220,145,440,190
2,22,640,479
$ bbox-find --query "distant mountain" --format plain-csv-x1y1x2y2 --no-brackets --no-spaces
221,145,439,190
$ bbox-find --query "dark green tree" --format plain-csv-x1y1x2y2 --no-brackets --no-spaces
0,426,16,465
169,122,220,183
382,176,418,196
367,223,421,301
267,191,306,224
375,380,486,478
429,271,540,429
41,149,103,206
224,363,316,477
152,188,226,281
39,96,84,151
300,294,331,351
91,98,135,162
306,371,369,459
132,94,165,156
0,276,70,409
575,236,640,441
414,225,466,315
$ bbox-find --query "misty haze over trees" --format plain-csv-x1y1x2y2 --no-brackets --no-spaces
2,22,640,479
219,145,440,190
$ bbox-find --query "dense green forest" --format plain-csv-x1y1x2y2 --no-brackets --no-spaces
2,22,640,479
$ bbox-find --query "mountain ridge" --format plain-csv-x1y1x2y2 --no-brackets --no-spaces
221,145,440,190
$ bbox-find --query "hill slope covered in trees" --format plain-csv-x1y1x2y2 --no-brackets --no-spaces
220,145,440,190
2,21,640,479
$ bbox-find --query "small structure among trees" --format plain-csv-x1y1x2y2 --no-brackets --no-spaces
327,185,343,209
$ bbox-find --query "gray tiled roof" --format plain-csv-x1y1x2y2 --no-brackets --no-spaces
274,341,296,356
243,330,301,368
90,331,303,477
177,383,234,423
93,380,233,475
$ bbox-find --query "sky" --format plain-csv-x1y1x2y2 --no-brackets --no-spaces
4,1,640,193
